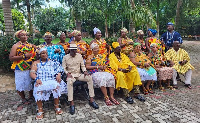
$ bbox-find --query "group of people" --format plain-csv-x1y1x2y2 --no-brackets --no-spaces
9,22,194,119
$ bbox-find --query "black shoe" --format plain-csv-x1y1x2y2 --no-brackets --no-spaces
89,101,99,109
134,94,145,102
125,96,134,104
69,105,75,115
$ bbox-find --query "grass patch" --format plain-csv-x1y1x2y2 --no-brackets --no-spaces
36,38,93,44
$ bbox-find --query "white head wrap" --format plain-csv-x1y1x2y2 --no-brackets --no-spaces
57,31,65,37
93,27,101,35
90,43,99,50
39,48,47,54
137,30,144,35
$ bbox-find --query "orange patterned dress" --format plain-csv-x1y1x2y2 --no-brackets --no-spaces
74,40,92,59
121,37,133,55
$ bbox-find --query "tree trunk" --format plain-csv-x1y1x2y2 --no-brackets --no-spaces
26,0,33,35
105,15,108,38
75,19,81,31
129,0,136,35
2,0,14,35
175,0,183,29
156,0,160,37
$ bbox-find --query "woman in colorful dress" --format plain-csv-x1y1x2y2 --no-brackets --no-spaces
135,30,147,53
37,32,65,64
57,31,69,54
90,27,111,55
70,30,91,59
117,27,134,56
145,29,165,55
86,43,119,106
148,43,173,91
129,43,157,94
30,48,67,120
9,30,36,104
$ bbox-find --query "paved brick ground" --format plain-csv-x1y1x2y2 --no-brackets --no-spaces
1,41,200,123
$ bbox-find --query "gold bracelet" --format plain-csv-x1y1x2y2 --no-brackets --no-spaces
22,54,25,59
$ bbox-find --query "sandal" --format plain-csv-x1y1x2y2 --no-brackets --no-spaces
173,85,178,89
185,84,192,89
167,86,175,90
147,89,154,94
110,98,120,105
159,86,165,91
54,104,63,115
36,108,43,120
104,96,112,106
134,94,145,102
143,89,148,95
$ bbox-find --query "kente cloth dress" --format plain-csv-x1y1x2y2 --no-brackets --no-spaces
11,42,36,92
93,38,111,55
88,54,115,88
120,37,134,56
149,52,173,81
109,52,142,92
133,52,157,81
74,40,92,59
148,37,165,55
33,60,67,102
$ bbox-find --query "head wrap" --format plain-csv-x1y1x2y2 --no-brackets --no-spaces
57,31,65,37
39,48,47,54
43,32,53,37
15,30,27,38
112,42,120,49
148,29,157,36
121,27,128,33
133,42,141,48
90,43,99,50
72,30,81,36
167,22,174,26
69,43,77,50
137,30,144,35
150,43,157,48
93,27,101,35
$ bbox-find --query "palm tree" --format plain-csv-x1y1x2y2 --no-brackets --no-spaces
2,0,14,35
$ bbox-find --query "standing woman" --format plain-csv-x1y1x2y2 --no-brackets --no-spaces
117,27,134,56
90,27,111,55
9,30,36,104
70,30,91,59
145,29,165,55
37,32,65,64
57,31,69,54
135,30,147,53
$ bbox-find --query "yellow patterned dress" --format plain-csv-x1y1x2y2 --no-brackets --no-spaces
164,48,194,74
11,42,36,92
121,38,134,55
109,52,142,92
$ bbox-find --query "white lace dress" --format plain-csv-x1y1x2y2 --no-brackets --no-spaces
33,60,67,102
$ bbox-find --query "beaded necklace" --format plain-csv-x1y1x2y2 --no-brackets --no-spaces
40,58,48,66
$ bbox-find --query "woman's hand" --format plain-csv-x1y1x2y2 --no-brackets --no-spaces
24,53,32,59
35,79,42,87
54,49,61,53
56,73,62,83
144,63,150,67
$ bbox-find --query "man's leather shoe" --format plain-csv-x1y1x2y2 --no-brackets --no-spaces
89,101,99,109
125,96,134,104
69,105,75,115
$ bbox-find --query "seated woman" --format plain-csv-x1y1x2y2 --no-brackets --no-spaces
148,43,173,91
30,48,67,120
57,31,69,54
86,43,119,106
130,43,157,94
90,27,111,55
37,32,65,64
70,30,91,59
